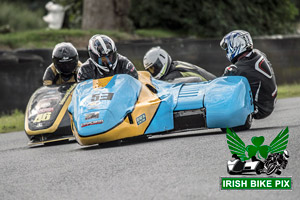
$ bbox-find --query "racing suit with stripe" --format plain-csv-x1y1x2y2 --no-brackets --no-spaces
77,54,138,82
160,61,216,82
223,49,277,119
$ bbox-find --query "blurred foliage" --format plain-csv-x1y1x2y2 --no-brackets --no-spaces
55,0,83,29
292,0,300,20
0,0,299,37
130,0,299,37
0,1,47,32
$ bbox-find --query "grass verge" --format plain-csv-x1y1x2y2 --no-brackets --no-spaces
0,29,135,49
0,84,299,134
277,83,300,99
0,28,182,50
0,110,24,133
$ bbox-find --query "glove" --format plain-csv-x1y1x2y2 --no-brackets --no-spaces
223,65,238,76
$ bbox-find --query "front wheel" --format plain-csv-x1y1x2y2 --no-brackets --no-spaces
221,114,253,133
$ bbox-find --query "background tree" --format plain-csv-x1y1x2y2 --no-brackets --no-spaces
130,0,299,37
81,0,133,32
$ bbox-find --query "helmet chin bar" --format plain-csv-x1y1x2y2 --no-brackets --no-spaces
154,62,168,79
90,58,110,72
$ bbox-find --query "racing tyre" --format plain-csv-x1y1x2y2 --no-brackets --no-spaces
266,163,278,175
275,169,282,175
221,114,252,133
255,161,264,175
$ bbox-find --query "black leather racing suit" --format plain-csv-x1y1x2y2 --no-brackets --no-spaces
223,49,277,119
42,61,82,85
161,61,216,82
77,54,138,82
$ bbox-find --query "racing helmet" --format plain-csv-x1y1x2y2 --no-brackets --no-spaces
88,34,118,72
220,30,253,63
52,42,79,75
143,46,172,79
283,150,289,160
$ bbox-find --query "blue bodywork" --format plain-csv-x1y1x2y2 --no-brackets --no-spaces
68,74,254,138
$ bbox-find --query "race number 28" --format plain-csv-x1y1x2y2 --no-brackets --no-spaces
33,112,51,123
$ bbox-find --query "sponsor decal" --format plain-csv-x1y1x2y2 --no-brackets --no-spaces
59,84,77,105
220,127,291,190
60,57,71,62
87,101,101,110
136,113,146,125
36,123,43,128
80,81,88,86
43,95,59,100
38,101,51,109
33,112,52,123
45,90,56,95
81,120,104,127
38,107,54,114
85,112,99,120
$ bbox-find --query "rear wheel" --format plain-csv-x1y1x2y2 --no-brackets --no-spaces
255,161,264,175
221,114,253,133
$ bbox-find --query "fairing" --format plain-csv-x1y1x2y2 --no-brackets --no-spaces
25,83,76,145
68,71,254,145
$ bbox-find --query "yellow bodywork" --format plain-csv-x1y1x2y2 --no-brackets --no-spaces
70,71,161,145
25,84,76,136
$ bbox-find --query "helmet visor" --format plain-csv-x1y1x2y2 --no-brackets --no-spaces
220,38,228,50
146,58,164,77
55,59,77,75
96,52,117,68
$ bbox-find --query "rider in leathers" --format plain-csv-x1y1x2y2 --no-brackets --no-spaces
77,34,138,82
43,42,81,85
220,30,277,119
143,46,216,82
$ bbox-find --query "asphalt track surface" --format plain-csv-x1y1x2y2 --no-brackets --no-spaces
1,97,299,200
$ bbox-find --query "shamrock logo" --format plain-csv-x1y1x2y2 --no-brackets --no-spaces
226,127,289,161
246,136,269,159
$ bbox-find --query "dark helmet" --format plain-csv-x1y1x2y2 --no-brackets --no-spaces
143,46,172,79
88,34,118,72
52,42,79,75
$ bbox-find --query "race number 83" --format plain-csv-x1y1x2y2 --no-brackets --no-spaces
33,112,51,123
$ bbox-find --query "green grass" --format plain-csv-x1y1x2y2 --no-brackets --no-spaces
277,83,300,99
0,28,184,49
0,110,24,133
0,84,299,134
0,29,137,49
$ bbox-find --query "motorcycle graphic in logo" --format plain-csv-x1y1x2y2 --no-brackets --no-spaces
226,127,289,175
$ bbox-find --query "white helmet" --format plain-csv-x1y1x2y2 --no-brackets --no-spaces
220,30,253,63
143,46,172,79
88,34,118,73
283,150,289,160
